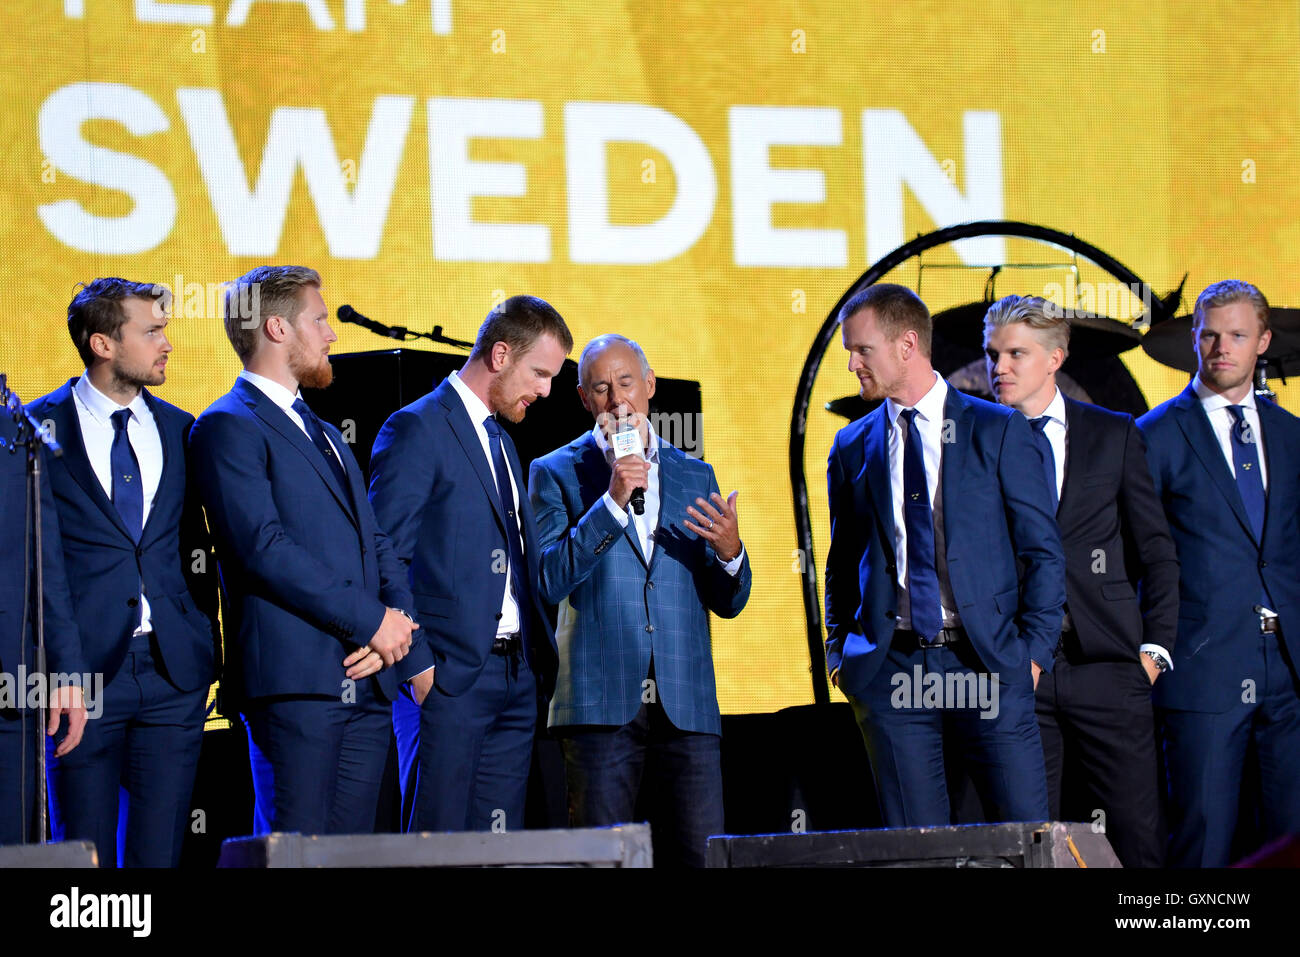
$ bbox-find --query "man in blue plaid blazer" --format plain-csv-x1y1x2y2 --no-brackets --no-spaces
529,334,751,867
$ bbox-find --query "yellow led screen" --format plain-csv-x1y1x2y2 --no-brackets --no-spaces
3,1,1299,717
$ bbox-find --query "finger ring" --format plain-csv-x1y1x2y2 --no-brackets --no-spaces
708,519,715,529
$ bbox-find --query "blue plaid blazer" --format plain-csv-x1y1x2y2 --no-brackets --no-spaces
529,431,751,735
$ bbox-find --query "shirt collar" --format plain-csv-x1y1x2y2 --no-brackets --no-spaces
1192,374,1256,414
885,370,947,427
237,369,301,412
1036,387,1066,426
592,419,660,461
75,371,149,424
446,369,494,430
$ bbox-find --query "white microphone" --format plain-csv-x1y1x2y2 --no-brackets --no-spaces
611,424,647,515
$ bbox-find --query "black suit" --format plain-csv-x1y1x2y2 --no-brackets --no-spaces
1035,396,1179,867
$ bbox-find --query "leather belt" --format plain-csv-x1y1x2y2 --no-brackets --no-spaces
896,626,966,648
491,633,522,656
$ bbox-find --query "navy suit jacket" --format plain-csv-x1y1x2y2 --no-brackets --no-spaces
368,377,558,698
190,377,426,704
529,431,751,735
825,383,1066,699
1056,397,1179,662
0,410,82,680
1137,384,1300,712
28,380,217,692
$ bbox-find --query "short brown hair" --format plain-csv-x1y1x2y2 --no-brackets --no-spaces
838,283,932,356
222,265,322,363
982,295,1071,358
470,295,574,361
1193,280,1269,333
66,278,165,368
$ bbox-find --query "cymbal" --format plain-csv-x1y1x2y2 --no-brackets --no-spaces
1140,308,1300,376
931,301,1142,361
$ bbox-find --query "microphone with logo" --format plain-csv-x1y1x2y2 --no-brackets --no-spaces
610,420,647,516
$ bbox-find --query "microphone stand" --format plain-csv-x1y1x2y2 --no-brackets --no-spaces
1255,356,1276,402
1,375,60,844
336,307,475,350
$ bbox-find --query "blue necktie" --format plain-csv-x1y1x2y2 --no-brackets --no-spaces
292,398,349,492
1030,416,1059,512
900,409,942,640
483,416,533,651
1228,405,1265,541
110,408,143,541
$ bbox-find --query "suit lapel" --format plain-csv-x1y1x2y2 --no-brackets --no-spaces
647,444,684,575
47,380,136,542
1256,397,1286,547
436,380,509,532
939,386,973,550
139,389,176,542
234,378,358,527
1055,397,1084,526
1171,384,1255,542
860,405,895,560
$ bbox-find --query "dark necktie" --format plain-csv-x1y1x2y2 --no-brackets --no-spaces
1030,416,1059,512
110,408,143,541
292,398,349,492
1228,405,1265,541
899,409,942,640
483,416,533,650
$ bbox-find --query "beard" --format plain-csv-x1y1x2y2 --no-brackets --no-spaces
488,374,526,423
111,356,165,391
289,340,333,390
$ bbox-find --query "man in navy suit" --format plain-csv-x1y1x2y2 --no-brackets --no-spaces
30,278,219,866
369,295,570,833
984,295,1179,867
0,400,87,845
825,283,1065,827
1137,280,1300,867
529,334,752,867
190,266,427,836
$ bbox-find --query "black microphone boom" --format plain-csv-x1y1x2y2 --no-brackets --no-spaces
336,305,476,350
337,304,408,340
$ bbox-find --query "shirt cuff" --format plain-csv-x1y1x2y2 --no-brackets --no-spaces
601,491,630,527
1140,643,1173,671
721,544,745,577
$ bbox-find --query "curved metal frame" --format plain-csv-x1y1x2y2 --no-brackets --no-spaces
790,219,1165,704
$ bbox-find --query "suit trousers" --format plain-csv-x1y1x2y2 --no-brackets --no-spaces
1035,649,1165,867
848,633,1048,827
243,676,391,836
556,679,724,868
405,649,537,832
1159,627,1300,867
46,632,206,867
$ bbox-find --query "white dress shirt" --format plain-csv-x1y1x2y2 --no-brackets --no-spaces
1029,386,1173,667
73,373,162,635
238,370,342,462
1193,375,1274,620
446,370,523,639
596,423,745,574
884,371,959,629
